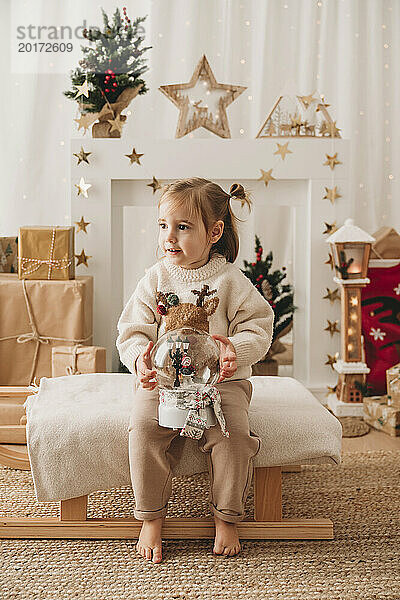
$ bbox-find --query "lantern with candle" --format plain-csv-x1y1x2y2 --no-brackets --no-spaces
326,219,375,404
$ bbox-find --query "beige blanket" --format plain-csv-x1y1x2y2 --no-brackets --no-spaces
25,373,342,502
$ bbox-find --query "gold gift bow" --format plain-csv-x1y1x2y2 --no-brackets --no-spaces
0,279,92,385
18,227,73,278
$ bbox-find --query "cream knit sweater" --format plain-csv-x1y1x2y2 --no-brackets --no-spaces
116,253,275,381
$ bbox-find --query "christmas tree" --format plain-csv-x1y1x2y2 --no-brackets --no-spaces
64,7,150,113
241,235,296,341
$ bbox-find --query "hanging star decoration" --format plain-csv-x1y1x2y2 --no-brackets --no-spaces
74,112,99,134
325,121,341,137
325,253,335,270
323,152,342,170
147,176,162,194
297,93,318,109
323,287,341,303
108,114,123,134
73,146,92,165
325,352,339,370
74,216,91,234
316,96,330,112
325,384,337,397
323,221,338,235
74,79,90,99
274,142,292,160
324,320,340,337
75,177,92,198
125,147,144,165
258,168,276,187
159,54,246,138
323,186,342,204
75,249,92,267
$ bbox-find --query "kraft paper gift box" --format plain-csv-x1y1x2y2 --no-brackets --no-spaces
0,274,93,386
0,237,18,273
370,226,400,259
363,396,400,437
52,345,106,377
386,363,400,407
18,226,75,280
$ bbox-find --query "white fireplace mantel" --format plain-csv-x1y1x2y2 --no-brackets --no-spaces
70,137,351,394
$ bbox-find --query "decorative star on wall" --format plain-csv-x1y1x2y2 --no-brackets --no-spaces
325,253,335,270
159,54,246,138
325,352,339,370
75,177,92,198
147,176,162,194
73,147,92,165
323,186,342,204
323,287,341,303
323,152,342,170
75,249,92,267
125,147,144,165
74,216,91,234
258,168,276,187
323,221,338,235
274,142,292,160
324,320,340,336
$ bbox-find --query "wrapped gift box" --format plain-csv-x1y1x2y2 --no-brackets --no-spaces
370,226,400,259
386,362,400,406
0,274,93,385
363,396,400,437
0,237,18,273
18,226,75,280
52,345,106,377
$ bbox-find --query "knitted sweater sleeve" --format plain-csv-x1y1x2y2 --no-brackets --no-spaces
226,277,275,368
116,272,159,376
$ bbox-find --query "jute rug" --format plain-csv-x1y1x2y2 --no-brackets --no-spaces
0,450,399,600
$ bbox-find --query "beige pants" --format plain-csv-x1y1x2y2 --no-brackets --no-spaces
128,379,261,523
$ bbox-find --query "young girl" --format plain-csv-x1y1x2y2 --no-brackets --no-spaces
116,178,274,564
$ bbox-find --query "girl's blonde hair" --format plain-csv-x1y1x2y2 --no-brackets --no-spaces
158,177,252,263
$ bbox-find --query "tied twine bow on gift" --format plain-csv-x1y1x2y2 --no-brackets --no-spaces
0,279,92,385
18,227,73,278
160,385,230,440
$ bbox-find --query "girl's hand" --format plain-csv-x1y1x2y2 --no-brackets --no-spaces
211,334,238,384
136,341,158,390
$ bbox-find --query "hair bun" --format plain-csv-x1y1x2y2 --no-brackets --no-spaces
229,183,246,200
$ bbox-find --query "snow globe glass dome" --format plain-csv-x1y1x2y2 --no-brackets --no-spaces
150,327,220,391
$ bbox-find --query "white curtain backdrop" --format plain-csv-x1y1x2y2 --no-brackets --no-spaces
1,0,399,241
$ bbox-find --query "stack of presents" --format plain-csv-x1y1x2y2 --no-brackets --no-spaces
0,226,106,468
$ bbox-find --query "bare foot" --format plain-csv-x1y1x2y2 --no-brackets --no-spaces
213,515,241,557
136,516,164,563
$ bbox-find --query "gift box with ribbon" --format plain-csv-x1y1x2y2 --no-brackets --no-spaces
370,226,400,259
386,362,400,407
18,226,75,280
0,274,93,385
52,345,106,377
362,395,400,437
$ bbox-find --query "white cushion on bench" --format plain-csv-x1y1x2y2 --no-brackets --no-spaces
25,373,342,502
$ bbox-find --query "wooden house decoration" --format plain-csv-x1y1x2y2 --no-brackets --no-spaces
256,93,341,138
326,219,375,403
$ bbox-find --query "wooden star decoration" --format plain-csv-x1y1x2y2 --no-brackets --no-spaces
74,112,99,134
316,96,331,112
324,320,340,337
147,176,162,194
323,287,341,303
297,93,318,109
159,54,246,138
75,249,92,267
258,168,276,187
323,186,342,204
325,253,335,270
73,146,92,165
325,352,339,370
75,177,92,198
323,221,338,235
125,147,144,165
323,152,342,170
74,79,89,99
325,121,341,137
325,384,337,397
74,216,91,234
108,115,123,134
274,142,292,160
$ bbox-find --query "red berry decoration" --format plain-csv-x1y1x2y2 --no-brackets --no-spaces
113,82,117,87
105,88,110,93
157,304,167,315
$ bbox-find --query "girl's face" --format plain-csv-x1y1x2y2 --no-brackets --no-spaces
158,201,223,269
